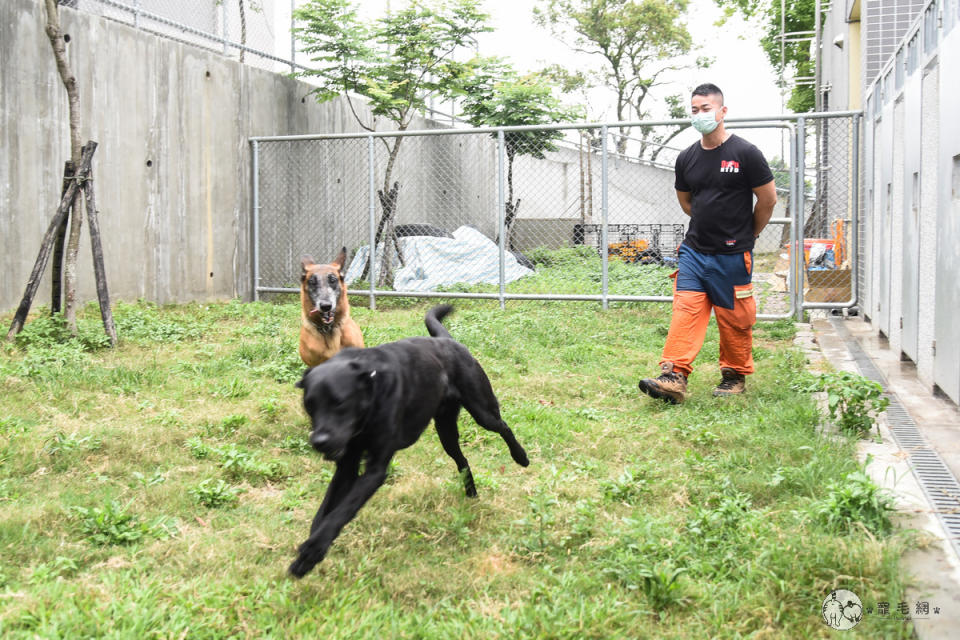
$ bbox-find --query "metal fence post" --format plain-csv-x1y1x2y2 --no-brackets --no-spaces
600,125,609,310
367,135,377,310
795,116,806,321
497,129,507,310
850,113,861,309
251,139,260,302
787,127,797,318
290,0,297,74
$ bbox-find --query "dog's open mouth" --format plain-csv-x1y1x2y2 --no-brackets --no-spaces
310,306,335,325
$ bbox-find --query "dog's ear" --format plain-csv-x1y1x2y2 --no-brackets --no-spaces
300,256,315,283
295,367,314,389
333,247,347,277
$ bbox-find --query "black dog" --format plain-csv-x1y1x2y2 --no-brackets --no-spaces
289,304,529,578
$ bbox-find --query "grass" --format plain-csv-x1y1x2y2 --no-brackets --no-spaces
0,250,913,638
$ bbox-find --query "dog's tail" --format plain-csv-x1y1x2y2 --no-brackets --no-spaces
425,304,454,339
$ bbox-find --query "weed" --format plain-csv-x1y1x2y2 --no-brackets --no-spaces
184,436,212,459
29,556,79,584
638,563,690,611
132,471,167,488
202,414,248,437
190,479,243,508
211,377,250,399
600,466,650,504
279,434,312,454
44,432,103,456
0,417,29,436
69,500,177,546
812,371,890,437
215,444,286,483
810,469,894,535
258,397,282,422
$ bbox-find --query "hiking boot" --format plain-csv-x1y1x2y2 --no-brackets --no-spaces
713,368,746,397
638,363,688,404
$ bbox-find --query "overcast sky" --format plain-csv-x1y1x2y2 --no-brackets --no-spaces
347,0,788,158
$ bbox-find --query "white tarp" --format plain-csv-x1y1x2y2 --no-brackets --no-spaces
345,226,534,291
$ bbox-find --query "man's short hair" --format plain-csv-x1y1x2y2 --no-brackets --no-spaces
692,83,724,105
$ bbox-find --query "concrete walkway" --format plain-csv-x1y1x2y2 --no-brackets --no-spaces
803,314,960,638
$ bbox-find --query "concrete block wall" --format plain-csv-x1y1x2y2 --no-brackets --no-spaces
0,0,363,311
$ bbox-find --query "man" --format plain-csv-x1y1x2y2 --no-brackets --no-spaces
638,83,777,404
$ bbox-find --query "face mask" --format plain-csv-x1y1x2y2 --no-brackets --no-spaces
691,111,720,135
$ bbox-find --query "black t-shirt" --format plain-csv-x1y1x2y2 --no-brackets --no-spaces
674,134,774,254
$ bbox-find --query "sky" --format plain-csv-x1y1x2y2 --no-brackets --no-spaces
348,0,789,158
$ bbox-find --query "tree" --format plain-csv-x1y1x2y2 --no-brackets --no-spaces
713,0,816,112
534,0,700,158
459,62,582,250
293,0,489,286
7,1,115,345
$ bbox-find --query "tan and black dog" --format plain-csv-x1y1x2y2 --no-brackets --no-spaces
298,249,364,366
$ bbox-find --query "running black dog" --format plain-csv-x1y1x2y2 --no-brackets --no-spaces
289,305,529,578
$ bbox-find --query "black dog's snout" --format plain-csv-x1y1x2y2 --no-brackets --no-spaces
319,302,333,312
310,431,331,450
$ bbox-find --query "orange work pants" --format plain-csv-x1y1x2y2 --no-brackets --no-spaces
660,277,756,378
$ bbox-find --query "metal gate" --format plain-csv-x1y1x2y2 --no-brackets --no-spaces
250,113,861,319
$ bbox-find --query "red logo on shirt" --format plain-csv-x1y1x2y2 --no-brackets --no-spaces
720,160,740,173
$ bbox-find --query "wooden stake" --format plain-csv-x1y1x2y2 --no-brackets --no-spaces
6,142,97,341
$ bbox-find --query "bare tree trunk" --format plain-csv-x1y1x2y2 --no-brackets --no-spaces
361,134,406,285
44,0,84,335
649,124,689,163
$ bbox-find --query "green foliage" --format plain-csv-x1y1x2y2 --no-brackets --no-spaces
215,444,287,483
815,370,889,437
70,500,177,546
293,0,489,130
459,63,582,158
534,0,698,154
185,436,212,459
810,469,894,535
190,479,243,508
43,431,103,456
713,0,816,112
600,465,650,503
637,563,690,611
112,301,204,343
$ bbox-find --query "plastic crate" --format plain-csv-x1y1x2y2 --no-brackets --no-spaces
572,223,685,263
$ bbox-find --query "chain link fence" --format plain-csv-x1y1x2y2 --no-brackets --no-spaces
252,114,860,318
796,114,861,311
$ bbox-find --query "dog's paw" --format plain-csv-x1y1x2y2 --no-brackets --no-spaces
288,555,315,579
512,448,529,467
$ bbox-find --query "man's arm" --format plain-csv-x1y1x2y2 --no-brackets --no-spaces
751,180,777,237
676,190,693,217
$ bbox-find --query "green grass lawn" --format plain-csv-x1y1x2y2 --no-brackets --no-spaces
0,253,912,638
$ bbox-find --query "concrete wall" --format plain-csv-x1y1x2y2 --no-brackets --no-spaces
0,0,365,311
850,0,960,403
